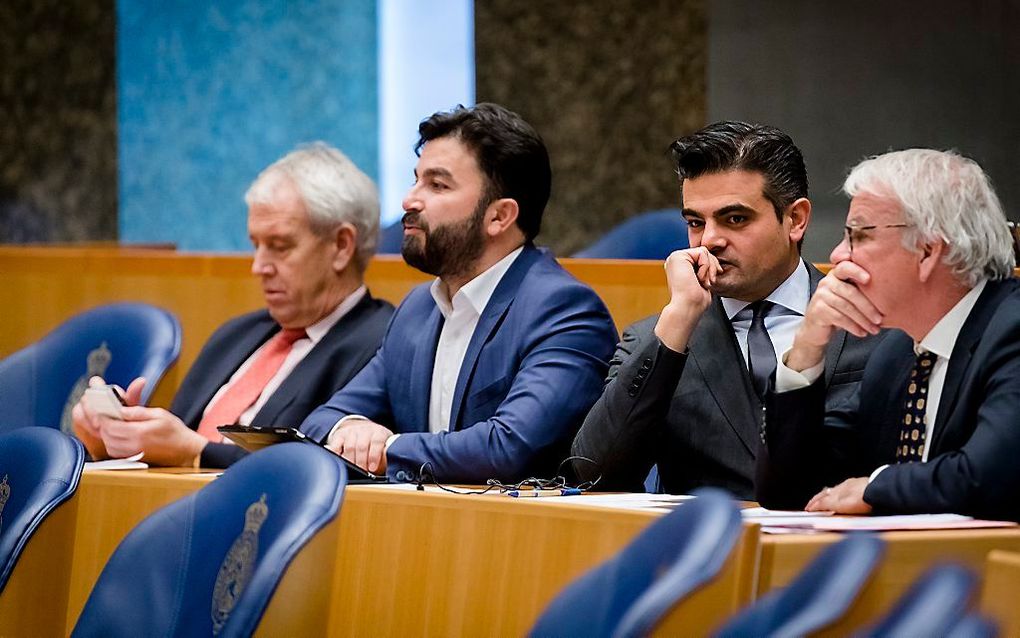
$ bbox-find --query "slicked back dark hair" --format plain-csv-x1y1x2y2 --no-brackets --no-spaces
414,103,551,241
669,121,808,221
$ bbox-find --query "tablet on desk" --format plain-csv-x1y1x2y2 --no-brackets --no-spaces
217,424,388,483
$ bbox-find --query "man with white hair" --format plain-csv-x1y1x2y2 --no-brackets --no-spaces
757,148,1020,521
72,143,394,468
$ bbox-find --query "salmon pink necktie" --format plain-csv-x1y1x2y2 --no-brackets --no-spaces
196,328,306,441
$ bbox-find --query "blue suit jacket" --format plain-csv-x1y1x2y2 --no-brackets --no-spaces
172,293,393,468
301,245,618,483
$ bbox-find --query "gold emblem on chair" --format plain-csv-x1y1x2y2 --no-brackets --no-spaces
61,342,113,434
211,493,269,635
0,474,10,535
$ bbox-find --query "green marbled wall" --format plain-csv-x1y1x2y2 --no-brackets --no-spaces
475,0,706,255
0,0,117,242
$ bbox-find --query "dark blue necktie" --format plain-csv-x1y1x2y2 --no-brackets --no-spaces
746,301,776,401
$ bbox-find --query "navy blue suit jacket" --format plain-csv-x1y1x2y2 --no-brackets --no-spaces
757,278,1020,521
172,293,393,468
300,245,618,483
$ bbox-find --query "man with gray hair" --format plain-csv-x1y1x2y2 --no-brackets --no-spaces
72,143,394,468
757,148,1020,521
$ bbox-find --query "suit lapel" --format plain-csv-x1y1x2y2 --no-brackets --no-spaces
409,306,444,433
447,246,538,431
930,282,1004,451
182,318,277,426
804,263,849,384
689,297,759,454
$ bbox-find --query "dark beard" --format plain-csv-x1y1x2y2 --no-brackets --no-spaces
401,199,487,279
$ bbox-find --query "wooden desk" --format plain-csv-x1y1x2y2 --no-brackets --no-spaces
5,468,1020,637
758,529,1020,636
4,471,755,637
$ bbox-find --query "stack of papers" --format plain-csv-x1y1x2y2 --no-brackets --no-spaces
83,452,148,472
741,508,1018,533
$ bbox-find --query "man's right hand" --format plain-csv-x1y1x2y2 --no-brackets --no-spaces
71,376,146,460
654,247,721,352
786,261,883,372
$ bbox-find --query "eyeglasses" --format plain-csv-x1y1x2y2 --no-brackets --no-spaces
843,223,911,254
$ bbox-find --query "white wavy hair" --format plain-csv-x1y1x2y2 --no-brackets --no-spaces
844,148,1014,286
245,142,380,272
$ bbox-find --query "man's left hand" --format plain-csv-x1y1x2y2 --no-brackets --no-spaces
805,477,873,514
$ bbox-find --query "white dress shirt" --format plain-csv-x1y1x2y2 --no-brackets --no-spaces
720,260,810,370
203,286,367,428
427,246,524,433
774,279,987,478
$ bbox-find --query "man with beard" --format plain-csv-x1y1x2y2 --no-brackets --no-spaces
72,143,394,468
571,121,882,498
300,103,618,483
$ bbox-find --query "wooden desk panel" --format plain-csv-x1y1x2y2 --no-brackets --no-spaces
46,472,756,637
759,529,1020,637
981,550,1020,637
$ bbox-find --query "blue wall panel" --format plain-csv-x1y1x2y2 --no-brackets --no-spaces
118,0,377,251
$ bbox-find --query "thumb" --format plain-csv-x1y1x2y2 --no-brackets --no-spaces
124,377,147,406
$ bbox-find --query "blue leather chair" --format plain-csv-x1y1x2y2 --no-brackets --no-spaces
946,614,999,638
0,427,84,591
715,533,885,638
377,220,405,254
573,209,689,260
72,443,348,637
857,564,978,638
0,302,181,432
530,488,742,638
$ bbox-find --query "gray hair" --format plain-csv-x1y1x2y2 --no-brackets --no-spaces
245,142,380,272
844,149,1015,286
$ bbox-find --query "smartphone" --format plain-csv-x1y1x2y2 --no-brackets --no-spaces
83,385,127,419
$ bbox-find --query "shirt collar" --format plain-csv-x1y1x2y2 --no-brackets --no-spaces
916,279,987,359
304,285,368,344
721,259,810,321
430,246,524,319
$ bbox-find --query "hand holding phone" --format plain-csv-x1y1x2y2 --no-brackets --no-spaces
83,385,128,420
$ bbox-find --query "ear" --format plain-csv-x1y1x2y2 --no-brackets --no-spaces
917,238,945,283
331,223,357,272
786,197,812,244
485,198,520,238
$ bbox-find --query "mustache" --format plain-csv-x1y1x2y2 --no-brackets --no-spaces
402,212,427,230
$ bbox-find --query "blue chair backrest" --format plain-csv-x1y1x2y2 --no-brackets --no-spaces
946,614,999,638
377,221,405,254
857,564,977,638
573,209,689,260
530,487,742,638
716,533,885,638
0,427,84,591
72,443,348,637
0,302,181,432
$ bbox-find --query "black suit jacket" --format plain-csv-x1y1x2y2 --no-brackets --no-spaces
571,263,882,498
757,278,1020,521
170,293,394,468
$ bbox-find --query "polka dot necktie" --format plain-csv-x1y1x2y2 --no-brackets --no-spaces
896,350,937,463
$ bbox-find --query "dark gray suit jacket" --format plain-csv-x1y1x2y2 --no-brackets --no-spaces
571,263,883,498
172,293,393,468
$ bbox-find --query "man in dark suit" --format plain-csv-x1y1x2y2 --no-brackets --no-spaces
300,104,617,483
72,143,394,468
757,149,1020,521
572,122,880,498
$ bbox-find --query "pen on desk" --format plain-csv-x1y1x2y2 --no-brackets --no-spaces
507,488,583,498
